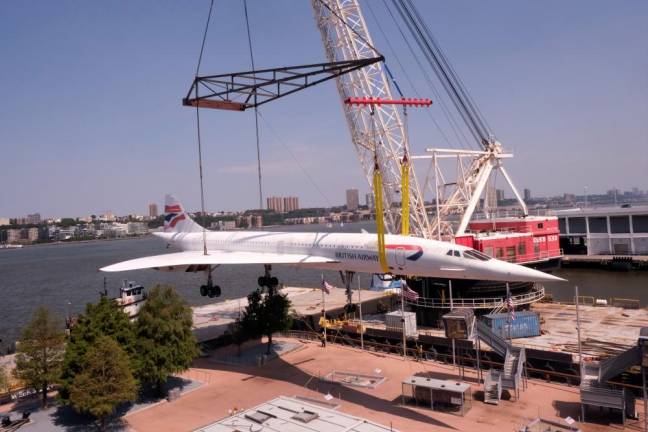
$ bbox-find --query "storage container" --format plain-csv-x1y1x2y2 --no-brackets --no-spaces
385,311,418,338
482,311,540,339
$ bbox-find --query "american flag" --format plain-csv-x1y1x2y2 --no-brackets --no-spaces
401,280,419,302
506,293,516,321
321,277,334,295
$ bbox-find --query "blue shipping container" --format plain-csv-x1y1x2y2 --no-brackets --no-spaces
483,311,540,339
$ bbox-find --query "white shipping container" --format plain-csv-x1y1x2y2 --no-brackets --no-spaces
385,311,417,338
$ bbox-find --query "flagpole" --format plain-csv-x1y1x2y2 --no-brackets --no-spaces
358,276,364,351
506,282,512,343
401,282,406,358
449,279,456,369
321,274,326,348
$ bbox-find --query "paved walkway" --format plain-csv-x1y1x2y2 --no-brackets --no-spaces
126,337,638,432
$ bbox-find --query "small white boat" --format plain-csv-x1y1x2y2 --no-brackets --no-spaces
114,280,147,319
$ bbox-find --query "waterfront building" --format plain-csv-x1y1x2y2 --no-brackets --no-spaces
100,211,116,222
524,188,531,201
365,192,374,209
346,188,359,211
496,189,505,204
210,220,236,230
554,205,648,255
266,196,284,212
127,222,148,235
6,229,21,243
149,203,158,218
283,196,299,212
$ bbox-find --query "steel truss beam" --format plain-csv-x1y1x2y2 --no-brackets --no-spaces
312,0,432,238
183,57,383,111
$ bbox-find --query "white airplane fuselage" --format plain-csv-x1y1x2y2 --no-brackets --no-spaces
155,229,561,283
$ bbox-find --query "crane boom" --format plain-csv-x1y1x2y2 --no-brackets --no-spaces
312,0,432,239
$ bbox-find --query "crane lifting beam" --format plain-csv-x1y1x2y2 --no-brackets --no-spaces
183,57,383,111
344,97,432,107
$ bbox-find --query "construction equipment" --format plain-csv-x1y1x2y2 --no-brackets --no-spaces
312,0,529,240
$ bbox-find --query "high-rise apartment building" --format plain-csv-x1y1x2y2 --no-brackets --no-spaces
365,193,374,210
267,196,300,213
149,203,158,218
346,189,359,211
283,197,299,212
267,196,284,212
524,188,531,201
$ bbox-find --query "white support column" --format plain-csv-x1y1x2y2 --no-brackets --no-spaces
455,160,494,235
629,215,635,254
498,165,528,216
607,216,613,254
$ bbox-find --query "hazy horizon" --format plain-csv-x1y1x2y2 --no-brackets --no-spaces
2,0,646,219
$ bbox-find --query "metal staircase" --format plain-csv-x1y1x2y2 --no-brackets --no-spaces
580,345,641,423
474,319,527,403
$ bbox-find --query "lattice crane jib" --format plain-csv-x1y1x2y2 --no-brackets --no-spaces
312,0,432,239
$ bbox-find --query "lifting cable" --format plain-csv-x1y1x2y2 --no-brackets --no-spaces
243,0,264,210
315,0,383,58
371,107,389,274
380,0,474,150
194,0,215,255
365,0,459,150
391,0,492,148
257,111,334,208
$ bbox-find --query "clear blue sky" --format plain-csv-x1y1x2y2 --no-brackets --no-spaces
1,0,646,218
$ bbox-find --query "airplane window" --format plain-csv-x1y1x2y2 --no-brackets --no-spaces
464,249,492,261
446,250,453,256
454,250,461,257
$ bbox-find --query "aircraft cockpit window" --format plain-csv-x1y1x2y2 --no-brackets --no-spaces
464,249,492,261
446,250,454,256
453,250,461,257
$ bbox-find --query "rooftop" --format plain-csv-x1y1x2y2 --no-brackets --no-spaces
195,396,399,432
553,205,648,217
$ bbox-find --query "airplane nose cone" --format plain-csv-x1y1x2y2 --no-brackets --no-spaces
502,262,567,282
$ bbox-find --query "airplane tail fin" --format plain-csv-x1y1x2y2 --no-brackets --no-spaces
163,194,205,233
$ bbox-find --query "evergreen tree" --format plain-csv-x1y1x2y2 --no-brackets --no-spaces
14,307,66,407
261,290,293,354
60,296,135,401
134,285,198,394
240,289,264,342
70,336,137,431
0,365,8,393
240,288,293,355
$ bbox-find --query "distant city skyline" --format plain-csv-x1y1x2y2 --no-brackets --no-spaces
2,185,646,222
1,1,646,217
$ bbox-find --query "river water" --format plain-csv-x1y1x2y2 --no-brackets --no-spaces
1,222,646,351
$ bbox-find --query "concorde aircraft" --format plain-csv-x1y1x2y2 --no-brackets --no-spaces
100,195,564,298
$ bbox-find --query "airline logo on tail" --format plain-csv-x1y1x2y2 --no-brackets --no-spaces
164,198,186,231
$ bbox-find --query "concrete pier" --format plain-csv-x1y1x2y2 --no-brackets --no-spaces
192,286,388,343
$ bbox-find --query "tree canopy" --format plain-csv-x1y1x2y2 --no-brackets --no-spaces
0,365,8,393
14,307,66,407
70,336,137,431
240,288,293,355
134,285,198,392
60,296,135,401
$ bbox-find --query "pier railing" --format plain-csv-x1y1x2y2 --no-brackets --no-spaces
406,285,545,310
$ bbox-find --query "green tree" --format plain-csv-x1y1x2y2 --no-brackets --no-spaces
14,307,66,407
261,291,293,354
134,285,198,394
60,296,135,401
0,365,8,393
240,288,293,355
70,336,137,431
